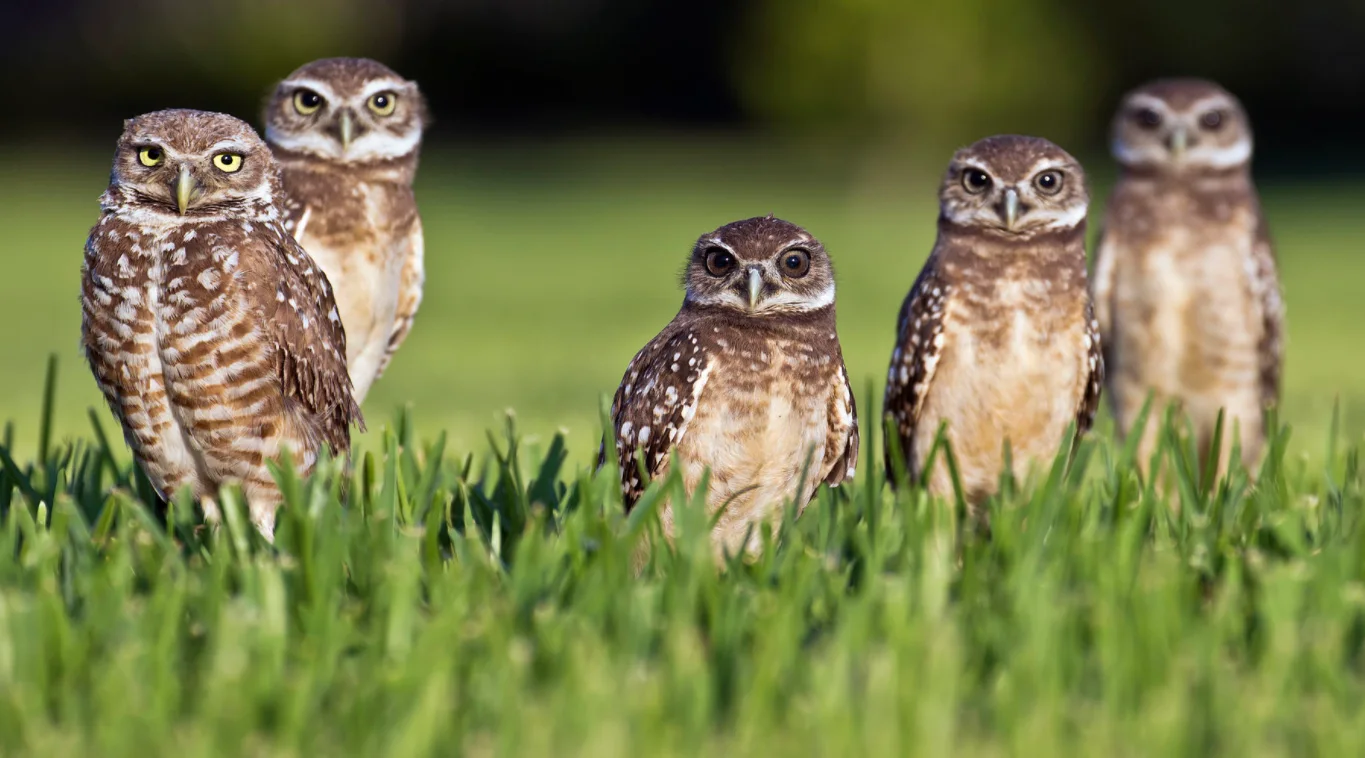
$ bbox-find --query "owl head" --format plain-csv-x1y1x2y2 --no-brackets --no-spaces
110,109,278,217
264,57,427,164
683,216,836,316
1111,79,1252,173
939,135,1089,238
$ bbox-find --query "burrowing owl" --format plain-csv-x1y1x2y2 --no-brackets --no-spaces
264,57,428,403
81,109,363,537
1093,79,1283,474
884,135,1102,509
600,216,859,558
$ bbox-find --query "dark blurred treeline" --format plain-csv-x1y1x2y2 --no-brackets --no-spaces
4,0,1365,169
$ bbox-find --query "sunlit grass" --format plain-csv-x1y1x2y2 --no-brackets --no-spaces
1,358,1364,755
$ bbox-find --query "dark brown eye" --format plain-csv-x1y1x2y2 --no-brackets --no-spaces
1135,107,1162,129
1200,110,1224,130
1034,170,1064,195
780,249,811,278
962,168,991,194
704,247,736,276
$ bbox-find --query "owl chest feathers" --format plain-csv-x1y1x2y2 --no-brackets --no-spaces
1106,181,1263,402
670,313,850,533
82,215,293,497
281,164,414,392
919,246,1091,490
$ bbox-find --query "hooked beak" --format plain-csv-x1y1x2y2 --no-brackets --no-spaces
174,165,197,215
1169,126,1188,160
746,267,763,310
1002,188,1020,231
339,110,354,151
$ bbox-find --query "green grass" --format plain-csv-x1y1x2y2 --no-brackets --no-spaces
1,361,1365,755
3,139,1365,754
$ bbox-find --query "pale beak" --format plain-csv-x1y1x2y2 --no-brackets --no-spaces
339,110,354,151
1169,126,1188,160
747,267,763,310
175,165,195,215
1003,188,1020,230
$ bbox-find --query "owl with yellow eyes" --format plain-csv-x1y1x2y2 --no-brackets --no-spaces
81,109,362,538
264,57,429,403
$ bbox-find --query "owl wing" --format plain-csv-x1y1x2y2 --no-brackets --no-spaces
597,321,713,510
883,258,949,478
1076,298,1105,435
1090,221,1118,375
375,215,425,378
822,362,859,487
245,228,365,452
1250,217,1285,408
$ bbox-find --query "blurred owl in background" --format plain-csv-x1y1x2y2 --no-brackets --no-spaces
265,57,429,403
1093,79,1283,476
81,109,363,538
600,216,859,561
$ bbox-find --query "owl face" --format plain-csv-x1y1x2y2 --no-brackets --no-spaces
111,109,276,217
1111,79,1252,173
683,216,835,315
939,135,1089,237
265,58,427,164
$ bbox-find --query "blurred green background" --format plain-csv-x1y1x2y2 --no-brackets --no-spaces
1,0,1363,466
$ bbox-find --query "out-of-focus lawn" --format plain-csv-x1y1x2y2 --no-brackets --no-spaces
1,139,1361,464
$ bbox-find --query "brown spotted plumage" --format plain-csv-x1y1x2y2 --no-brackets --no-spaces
81,109,362,538
599,216,858,559
264,57,428,402
884,135,1101,509
1094,79,1284,474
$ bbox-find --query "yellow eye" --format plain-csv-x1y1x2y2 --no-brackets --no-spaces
293,89,323,115
368,91,397,116
213,153,244,173
137,147,163,167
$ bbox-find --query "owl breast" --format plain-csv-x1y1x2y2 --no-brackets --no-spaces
918,275,1089,498
670,327,841,553
1109,198,1262,433
84,217,298,502
289,174,410,400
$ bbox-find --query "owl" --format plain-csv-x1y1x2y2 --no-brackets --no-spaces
264,57,428,403
599,216,859,559
1093,79,1283,475
81,109,363,538
884,135,1103,511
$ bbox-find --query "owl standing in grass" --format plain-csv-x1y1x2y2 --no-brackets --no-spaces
81,110,363,538
600,216,859,559
1093,79,1284,475
883,135,1103,513
264,57,429,403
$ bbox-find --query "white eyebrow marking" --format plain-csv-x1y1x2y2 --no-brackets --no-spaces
359,79,411,99
1187,95,1236,113
701,237,735,253
208,140,251,153
1124,94,1173,114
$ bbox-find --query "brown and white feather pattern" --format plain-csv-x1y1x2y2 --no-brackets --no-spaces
601,306,857,556
884,227,1096,504
82,181,360,537
883,262,949,476
276,155,423,403
1095,173,1280,470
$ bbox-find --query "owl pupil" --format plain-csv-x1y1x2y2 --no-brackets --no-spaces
1040,175,1054,188
301,92,319,106
374,96,388,108
1201,111,1224,130
146,148,161,160
1137,108,1162,129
